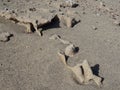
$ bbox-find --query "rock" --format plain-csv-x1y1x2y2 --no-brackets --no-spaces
49,34,71,44
58,15,79,28
65,16,74,28
114,20,120,26
0,0,80,36
0,0,58,36
60,0,79,8
49,34,61,40
92,26,98,30
58,52,103,87
65,44,78,57
0,32,13,42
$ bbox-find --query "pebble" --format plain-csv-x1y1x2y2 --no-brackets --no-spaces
0,32,13,42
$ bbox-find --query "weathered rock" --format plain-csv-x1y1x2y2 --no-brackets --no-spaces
58,52,103,87
49,34,71,44
0,0,58,35
0,32,12,42
65,44,77,57
0,0,80,35
60,0,79,8
59,38,71,45
58,15,78,28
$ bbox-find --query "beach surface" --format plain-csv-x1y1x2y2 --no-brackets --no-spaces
0,0,120,90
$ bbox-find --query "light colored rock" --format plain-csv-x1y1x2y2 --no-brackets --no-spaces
65,44,77,57
49,34,61,40
59,38,71,45
60,0,78,8
0,32,12,42
65,16,73,28
58,15,77,28
0,0,58,36
114,20,120,26
92,26,98,30
49,34,71,44
0,0,80,36
58,52,102,87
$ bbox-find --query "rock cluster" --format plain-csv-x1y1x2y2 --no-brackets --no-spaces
0,0,80,36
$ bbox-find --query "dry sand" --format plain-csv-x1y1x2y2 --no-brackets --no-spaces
0,0,120,90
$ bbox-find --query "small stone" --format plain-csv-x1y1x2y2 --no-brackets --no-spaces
29,7,36,12
65,44,78,57
58,15,79,28
0,32,13,42
92,26,98,30
49,34,61,40
60,0,79,8
65,0,79,7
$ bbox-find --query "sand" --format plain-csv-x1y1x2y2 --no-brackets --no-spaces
0,0,120,90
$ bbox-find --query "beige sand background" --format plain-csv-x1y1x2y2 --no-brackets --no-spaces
0,0,120,90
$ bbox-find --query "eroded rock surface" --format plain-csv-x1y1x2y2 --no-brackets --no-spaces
0,0,80,35
58,52,102,87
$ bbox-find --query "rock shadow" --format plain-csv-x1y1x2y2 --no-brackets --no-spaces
91,64,104,83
